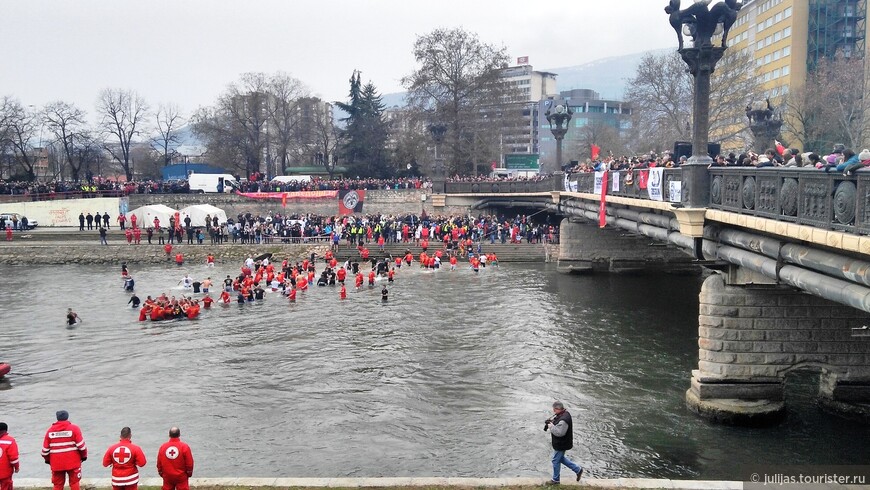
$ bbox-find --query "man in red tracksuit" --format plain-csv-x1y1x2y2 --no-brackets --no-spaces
0,422,20,490
42,410,87,490
102,427,146,490
156,427,194,490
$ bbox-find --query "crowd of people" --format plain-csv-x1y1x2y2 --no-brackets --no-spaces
566,143,870,177
195,213,555,247
238,177,431,193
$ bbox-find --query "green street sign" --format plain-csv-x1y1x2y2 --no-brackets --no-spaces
504,153,540,170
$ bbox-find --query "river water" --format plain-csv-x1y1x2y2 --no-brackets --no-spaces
2,262,869,480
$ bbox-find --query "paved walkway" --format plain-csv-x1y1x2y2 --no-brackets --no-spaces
14,477,743,489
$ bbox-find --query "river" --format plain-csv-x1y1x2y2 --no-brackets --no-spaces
2,262,869,480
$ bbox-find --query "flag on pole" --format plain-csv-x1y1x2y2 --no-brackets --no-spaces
599,171,609,228
775,139,786,155
517,56,529,65
591,144,601,160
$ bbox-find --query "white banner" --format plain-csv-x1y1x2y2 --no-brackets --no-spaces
569,180,578,192
594,171,605,195
647,168,664,201
564,174,570,192
611,171,620,192
669,180,682,203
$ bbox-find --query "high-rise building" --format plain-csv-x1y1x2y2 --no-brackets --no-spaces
496,64,558,159
727,0,868,144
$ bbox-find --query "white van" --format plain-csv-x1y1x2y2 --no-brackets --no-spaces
188,173,239,193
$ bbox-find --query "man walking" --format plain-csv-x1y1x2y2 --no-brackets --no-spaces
543,401,583,485
156,427,194,490
42,410,87,490
102,427,146,490
0,422,20,490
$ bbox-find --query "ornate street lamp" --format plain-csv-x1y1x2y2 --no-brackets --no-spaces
428,123,447,193
665,0,742,206
545,101,573,172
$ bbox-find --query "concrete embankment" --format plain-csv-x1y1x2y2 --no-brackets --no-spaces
0,241,329,265
13,477,743,489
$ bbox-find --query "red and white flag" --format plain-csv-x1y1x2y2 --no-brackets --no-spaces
517,56,529,65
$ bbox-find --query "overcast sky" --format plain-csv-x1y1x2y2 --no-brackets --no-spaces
2,0,681,118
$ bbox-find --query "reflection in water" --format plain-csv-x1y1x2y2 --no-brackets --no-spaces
2,263,869,479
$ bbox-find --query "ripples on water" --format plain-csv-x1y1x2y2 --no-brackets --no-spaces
2,262,869,479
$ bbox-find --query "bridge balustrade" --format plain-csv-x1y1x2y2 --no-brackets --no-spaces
444,175,562,194
709,167,870,234
567,169,684,202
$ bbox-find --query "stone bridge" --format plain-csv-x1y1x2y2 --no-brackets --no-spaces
446,169,870,425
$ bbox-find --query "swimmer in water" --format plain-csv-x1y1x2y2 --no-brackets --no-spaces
66,308,81,325
381,286,388,301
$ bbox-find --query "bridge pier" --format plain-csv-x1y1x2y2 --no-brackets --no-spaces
688,273,870,425
557,217,696,274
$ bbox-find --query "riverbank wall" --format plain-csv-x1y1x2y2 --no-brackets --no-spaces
0,243,330,265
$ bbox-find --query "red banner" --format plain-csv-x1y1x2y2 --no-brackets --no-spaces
235,190,338,200
599,171,608,228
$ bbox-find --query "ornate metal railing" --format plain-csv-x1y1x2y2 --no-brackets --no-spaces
709,168,870,234
568,169,685,202
444,175,563,194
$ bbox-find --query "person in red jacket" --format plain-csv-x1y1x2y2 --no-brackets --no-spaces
0,422,20,490
102,427,146,490
156,427,194,490
42,410,87,490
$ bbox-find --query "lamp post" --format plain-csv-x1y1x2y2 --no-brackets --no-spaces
428,123,447,193
665,0,742,207
546,101,573,173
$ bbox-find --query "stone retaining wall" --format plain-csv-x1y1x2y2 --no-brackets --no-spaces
0,243,330,265
128,190,469,217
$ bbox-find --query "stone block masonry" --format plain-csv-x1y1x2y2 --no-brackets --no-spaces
687,274,870,425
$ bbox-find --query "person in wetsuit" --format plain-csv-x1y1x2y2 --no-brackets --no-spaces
381,286,388,301
127,294,141,308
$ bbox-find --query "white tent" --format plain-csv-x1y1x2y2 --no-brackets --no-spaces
179,204,228,227
126,204,177,228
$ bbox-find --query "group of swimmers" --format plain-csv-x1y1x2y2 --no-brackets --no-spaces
118,243,501,323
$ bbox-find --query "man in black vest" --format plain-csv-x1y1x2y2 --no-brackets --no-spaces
544,401,583,484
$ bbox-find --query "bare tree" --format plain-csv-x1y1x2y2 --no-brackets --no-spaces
311,102,339,177
268,73,308,176
0,97,39,180
43,101,89,181
153,103,185,167
574,118,629,160
402,28,515,175
626,49,762,154
97,88,149,180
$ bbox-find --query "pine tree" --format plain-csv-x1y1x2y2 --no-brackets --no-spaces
336,71,390,177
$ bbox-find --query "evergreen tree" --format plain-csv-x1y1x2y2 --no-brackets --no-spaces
336,71,390,177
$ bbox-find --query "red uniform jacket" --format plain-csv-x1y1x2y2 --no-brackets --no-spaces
42,421,87,471
156,438,194,481
102,440,146,486
0,432,20,479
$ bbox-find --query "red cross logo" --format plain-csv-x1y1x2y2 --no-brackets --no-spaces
165,446,179,460
113,446,131,465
